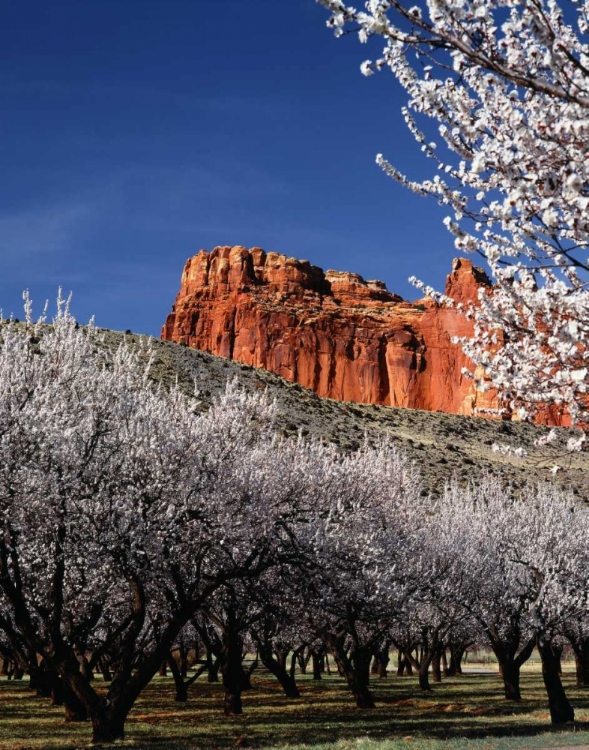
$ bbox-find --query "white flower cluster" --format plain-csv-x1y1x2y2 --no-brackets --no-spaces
1,296,588,733
317,0,589,452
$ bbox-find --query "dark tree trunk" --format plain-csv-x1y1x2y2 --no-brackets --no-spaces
207,651,220,683
258,647,300,698
489,635,535,702
553,645,563,676
311,650,322,681
402,645,435,691
80,655,94,681
168,654,188,702
396,650,405,677
63,686,89,722
401,645,435,691
418,661,431,691
441,649,449,677
221,612,245,716
377,657,388,678
537,639,575,725
289,650,297,680
372,644,390,678
99,658,112,683
573,647,589,687
178,646,189,679
350,647,375,708
297,649,309,675
396,649,414,677
28,664,41,695
565,633,589,688
431,651,442,683
32,662,56,699
275,648,288,672
91,707,127,744
242,657,256,690
448,646,464,676
500,659,522,701
51,678,65,707
329,640,375,708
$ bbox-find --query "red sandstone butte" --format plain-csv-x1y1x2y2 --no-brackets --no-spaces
161,245,502,417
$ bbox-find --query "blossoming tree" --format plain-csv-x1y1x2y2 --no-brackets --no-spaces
316,0,589,448
0,300,330,742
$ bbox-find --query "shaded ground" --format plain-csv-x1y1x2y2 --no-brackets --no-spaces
3,666,589,749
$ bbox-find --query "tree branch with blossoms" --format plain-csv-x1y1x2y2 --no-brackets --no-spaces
317,0,589,463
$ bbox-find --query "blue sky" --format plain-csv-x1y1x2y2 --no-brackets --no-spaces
1,0,456,335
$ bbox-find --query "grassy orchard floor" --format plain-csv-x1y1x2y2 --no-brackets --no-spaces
3,666,589,750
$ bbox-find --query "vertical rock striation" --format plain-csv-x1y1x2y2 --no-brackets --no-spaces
162,246,501,417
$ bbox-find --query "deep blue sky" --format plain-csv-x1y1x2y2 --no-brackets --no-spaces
1,0,456,335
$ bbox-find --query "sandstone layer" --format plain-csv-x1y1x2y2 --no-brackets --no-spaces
162,246,501,417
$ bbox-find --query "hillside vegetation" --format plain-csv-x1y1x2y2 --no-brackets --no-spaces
102,329,589,498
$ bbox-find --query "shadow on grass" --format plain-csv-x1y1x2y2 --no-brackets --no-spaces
1,669,589,749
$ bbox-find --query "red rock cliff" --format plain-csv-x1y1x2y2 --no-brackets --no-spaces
161,246,501,417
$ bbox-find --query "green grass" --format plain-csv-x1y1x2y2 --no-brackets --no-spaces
3,665,589,749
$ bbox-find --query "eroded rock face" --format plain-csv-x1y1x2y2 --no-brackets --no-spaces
162,246,503,417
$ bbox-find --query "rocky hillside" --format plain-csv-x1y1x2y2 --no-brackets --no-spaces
102,328,589,498
162,245,503,418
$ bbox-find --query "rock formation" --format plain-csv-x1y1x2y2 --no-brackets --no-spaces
162,245,502,417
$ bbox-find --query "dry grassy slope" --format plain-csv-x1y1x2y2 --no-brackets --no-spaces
102,329,589,499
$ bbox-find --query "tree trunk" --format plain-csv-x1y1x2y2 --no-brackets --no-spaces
91,706,127,743
396,649,405,677
418,661,431,691
448,646,464,676
553,645,563,675
258,647,300,698
178,646,188,679
372,644,390,678
63,686,89,722
574,648,589,687
297,649,309,675
80,655,94,681
441,649,449,677
98,658,112,682
537,639,575,725
350,647,375,708
329,640,375,708
487,635,534,702
168,654,189,702
51,677,65,707
401,645,434,691
32,662,60,699
311,650,322,681
289,650,297,680
242,656,257,691
499,659,522,701
431,651,442,683
221,615,245,716
565,633,589,688
207,651,220,683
